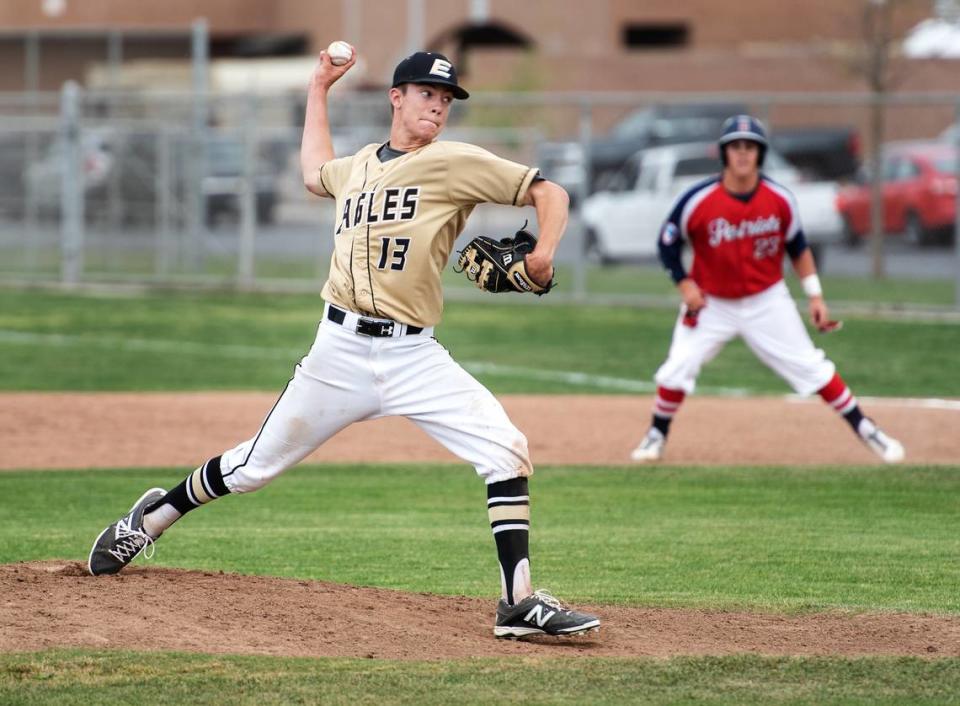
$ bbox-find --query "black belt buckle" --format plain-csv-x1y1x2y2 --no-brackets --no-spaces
357,318,394,337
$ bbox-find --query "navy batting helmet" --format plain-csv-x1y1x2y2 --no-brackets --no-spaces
718,114,767,167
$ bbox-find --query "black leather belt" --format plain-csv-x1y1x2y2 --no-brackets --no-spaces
326,306,423,337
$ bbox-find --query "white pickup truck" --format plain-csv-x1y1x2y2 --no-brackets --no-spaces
580,142,843,264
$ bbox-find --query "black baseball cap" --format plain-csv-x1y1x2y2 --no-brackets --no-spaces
391,51,469,100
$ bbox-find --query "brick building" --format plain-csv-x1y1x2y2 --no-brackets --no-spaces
0,0,947,93
0,0,956,141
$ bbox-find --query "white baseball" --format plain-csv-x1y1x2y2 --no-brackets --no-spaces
326,41,353,67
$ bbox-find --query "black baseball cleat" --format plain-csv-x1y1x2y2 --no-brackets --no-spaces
87,487,166,576
494,590,601,638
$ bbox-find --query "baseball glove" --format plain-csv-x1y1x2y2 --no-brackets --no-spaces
455,226,554,295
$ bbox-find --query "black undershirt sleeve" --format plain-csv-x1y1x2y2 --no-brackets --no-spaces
658,231,687,284
657,192,688,284
785,229,809,259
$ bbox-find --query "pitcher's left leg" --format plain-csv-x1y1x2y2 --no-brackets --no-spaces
381,337,600,638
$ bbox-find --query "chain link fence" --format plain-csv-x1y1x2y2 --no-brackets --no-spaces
1,85,958,310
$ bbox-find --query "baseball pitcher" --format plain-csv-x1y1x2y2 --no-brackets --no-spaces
631,115,905,464
87,47,600,640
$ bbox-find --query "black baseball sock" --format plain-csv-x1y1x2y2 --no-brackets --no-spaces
842,406,866,435
487,477,530,605
651,413,672,437
650,386,685,438
142,455,231,537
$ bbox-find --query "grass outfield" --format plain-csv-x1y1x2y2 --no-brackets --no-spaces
3,651,960,705
0,288,957,395
6,251,955,307
3,464,960,704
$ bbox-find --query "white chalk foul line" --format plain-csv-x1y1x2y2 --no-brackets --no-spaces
0,328,749,395
785,393,960,412
2,329,955,406
461,361,750,396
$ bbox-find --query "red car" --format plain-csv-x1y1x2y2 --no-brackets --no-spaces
835,141,957,245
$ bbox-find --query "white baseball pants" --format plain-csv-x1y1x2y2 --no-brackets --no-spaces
219,304,532,493
655,280,836,397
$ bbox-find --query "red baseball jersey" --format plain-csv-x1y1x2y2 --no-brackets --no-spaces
660,175,803,298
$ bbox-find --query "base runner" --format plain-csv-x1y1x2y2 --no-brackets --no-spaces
631,115,905,465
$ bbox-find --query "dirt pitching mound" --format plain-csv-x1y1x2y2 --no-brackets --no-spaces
3,561,959,659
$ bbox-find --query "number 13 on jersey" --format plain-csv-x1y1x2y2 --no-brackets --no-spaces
377,236,411,271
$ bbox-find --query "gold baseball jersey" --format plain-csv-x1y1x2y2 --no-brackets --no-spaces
314,140,539,327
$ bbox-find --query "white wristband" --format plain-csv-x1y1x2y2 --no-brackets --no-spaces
801,274,823,298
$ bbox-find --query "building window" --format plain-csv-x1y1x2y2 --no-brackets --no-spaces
211,35,308,58
622,23,689,49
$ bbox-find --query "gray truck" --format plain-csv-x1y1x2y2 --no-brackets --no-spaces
539,102,861,201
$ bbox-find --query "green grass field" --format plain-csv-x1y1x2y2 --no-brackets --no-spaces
2,288,959,704
7,251,956,308
0,288,957,395
4,652,960,705
4,465,960,611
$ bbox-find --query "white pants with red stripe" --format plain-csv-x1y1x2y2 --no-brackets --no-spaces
218,305,532,494
654,280,835,397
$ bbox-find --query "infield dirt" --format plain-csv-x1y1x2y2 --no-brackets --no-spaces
2,392,957,470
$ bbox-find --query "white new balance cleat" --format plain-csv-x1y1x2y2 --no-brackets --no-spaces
859,419,905,464
630,428,665,462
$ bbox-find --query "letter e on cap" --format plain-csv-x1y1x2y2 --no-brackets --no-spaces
429,59,452,78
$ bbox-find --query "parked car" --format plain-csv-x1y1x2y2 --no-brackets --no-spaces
0,129,114,219
835,140,957,246
539,102,747,198
538,101,861,199
939,121,960,144
197,136,279,226
25,129,115,208
580,142,843,264
16,129,281,227
767,126,861,181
